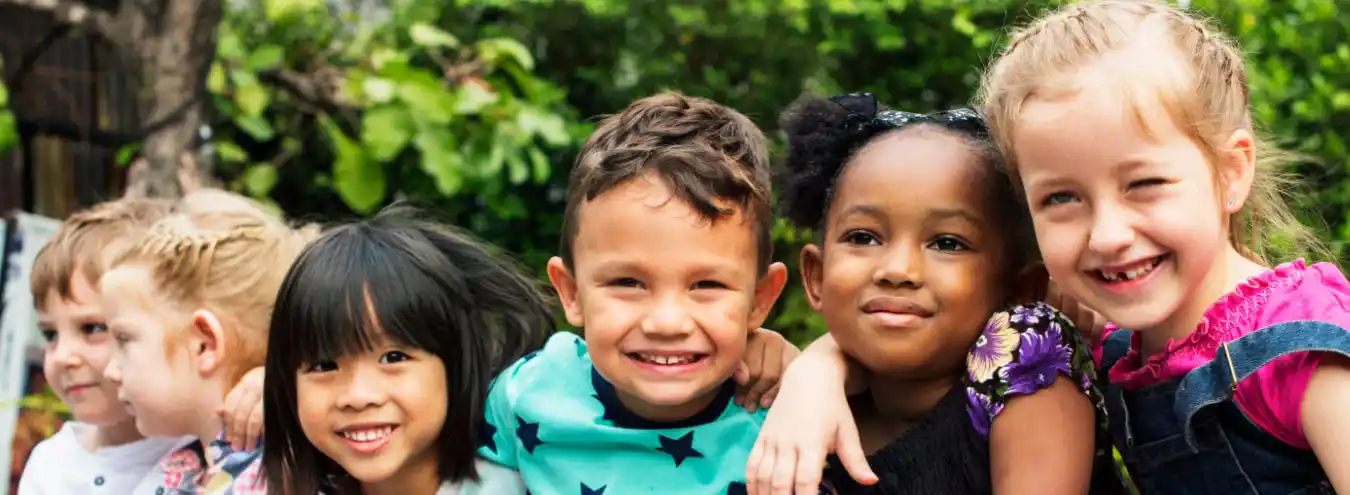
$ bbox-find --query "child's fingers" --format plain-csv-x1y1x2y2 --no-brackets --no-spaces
760,385,779,408
769,447,799,495
752,445,779,495
744,349,782,411
835,418,877,485
793,445,826,494
243,401,264,451
746,440,767,492
229,388,260,450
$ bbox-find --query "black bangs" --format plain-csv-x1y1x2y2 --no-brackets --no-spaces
263,204,556,493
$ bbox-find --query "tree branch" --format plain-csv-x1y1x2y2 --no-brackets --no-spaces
0,0,114,38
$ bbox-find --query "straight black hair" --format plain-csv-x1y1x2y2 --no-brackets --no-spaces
262,204,555,494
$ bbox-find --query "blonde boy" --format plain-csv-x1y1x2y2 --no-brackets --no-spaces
18,198,194,494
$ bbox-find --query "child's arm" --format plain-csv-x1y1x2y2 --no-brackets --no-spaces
971,304,1096,494
219,366,265,451
733,327,802,412
1302,354,1350,491
746,334,875,495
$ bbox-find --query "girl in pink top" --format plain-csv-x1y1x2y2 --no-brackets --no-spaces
746,2,1350,494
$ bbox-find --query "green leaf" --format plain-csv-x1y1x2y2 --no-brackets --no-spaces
216,141,249,164
0,112,15,155
398,73,456,125
361,106,415,162
263,0,323,22
516,106,569,146
409,23,460,48
235,82,271,117
324,117,386,213
454,82,499,115
115,143,142,166
234,115,276,141
247,45,285,71
0,80,8,107
506,151,529,184
528,147,551,183
241,164,280,197
216,32,246,61
475,38,535,70
207,63,227,94
362,77,397,104
413,127,464,194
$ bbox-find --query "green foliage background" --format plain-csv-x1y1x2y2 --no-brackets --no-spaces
6,0,1350,348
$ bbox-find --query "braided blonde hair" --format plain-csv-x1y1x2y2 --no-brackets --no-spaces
112,189,318,385
980,0,1327,264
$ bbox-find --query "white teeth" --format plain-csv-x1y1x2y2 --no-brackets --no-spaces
635,353,699,365
1099,258,1160,282
341,426,393,442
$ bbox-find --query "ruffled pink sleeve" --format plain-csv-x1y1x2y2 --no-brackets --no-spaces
1233,262,1350,450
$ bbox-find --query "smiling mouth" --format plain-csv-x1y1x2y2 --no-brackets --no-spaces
626,353,707,366
1093,255,1168,283
339,425,396,442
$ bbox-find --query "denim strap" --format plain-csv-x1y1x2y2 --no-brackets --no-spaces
1175,320,1350,448
1101,329,1133,374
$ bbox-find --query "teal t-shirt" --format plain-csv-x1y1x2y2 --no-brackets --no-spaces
479,332,765,494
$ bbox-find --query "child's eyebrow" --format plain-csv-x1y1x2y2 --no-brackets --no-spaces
927,207,985,227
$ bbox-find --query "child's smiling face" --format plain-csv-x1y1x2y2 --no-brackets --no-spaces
803,129,1014,377
550,171,786,422
295,328,448,488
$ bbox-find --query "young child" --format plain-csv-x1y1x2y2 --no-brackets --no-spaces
477,92,791,493
261,205,547,494
99,189,314,493
18,198,189,494
976,1,1350,492
745,93,1117,495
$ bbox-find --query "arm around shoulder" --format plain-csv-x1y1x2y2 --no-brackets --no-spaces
1302,353,1350,492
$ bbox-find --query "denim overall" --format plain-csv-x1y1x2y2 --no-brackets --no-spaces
1099,320,1349,494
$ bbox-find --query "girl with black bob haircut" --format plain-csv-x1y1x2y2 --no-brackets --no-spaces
746,93,1129,494
262,204,549,495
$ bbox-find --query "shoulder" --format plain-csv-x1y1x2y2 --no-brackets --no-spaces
458,459,526,495
18,426,78,491
500,331,587,382
1255,260,1350,328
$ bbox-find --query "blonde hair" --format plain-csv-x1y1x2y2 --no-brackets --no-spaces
979,0,1328,265
112,189,318,385
31,198,174,309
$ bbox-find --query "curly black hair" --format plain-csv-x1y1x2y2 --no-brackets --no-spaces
776,92,1037,266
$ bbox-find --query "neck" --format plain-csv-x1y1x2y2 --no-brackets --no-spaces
360,449,442,495
1138,247,1268,357
92,418,146,448
192,377,227,465
866,373,953,424
617,387,721,423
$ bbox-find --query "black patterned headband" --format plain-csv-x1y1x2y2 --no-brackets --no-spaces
829,92,989,140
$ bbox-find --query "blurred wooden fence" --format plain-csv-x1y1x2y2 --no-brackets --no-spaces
0,4,139,219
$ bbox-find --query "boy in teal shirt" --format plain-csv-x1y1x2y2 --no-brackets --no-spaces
479,92,788,493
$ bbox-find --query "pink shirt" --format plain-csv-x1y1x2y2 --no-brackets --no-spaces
1097,259,1350,450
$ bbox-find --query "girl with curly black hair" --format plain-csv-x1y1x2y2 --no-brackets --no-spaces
745,93,1127,494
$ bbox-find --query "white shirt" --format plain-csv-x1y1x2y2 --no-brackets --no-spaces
454,459,525,495
17,422,192,495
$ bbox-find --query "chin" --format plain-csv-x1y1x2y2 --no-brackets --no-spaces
342,460,400,484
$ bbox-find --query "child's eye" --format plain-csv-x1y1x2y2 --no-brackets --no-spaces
379,351,412,364
39,329,56,343
842,230,881,246
1040,191,1077,207
928,236,970,252
691,280,727,290
304,360,338,373
82,323,108,335
1129,178,1167,189
607,277,643,289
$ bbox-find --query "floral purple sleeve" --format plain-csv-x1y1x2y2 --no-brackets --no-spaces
963,302,1100,438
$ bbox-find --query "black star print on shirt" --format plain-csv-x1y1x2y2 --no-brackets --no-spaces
580,483,606,495
516,415,545,454
656,431,704,467
727,482,747,494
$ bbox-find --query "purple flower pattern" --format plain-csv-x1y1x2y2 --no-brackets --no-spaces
963,303,1103,440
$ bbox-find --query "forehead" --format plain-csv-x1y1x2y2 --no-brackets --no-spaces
99,265,162,314
39,273,103,315
572,175,757,272
835,131,992,215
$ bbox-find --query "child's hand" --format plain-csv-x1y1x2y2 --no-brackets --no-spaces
218,366,265,451
747,337,875,494
1046,279,1106,346
734,328,800,413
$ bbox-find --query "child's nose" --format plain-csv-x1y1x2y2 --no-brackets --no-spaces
103,358,122,384
640,296,696,337
337,369,388,409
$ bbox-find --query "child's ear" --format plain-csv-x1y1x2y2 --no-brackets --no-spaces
1009,263,1050,305
1219,129,1257,215
749,262,789,328
546,256,584,327
800,244,825,312
189,309,227,377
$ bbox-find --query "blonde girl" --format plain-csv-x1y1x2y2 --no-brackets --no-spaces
100,189,315,493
